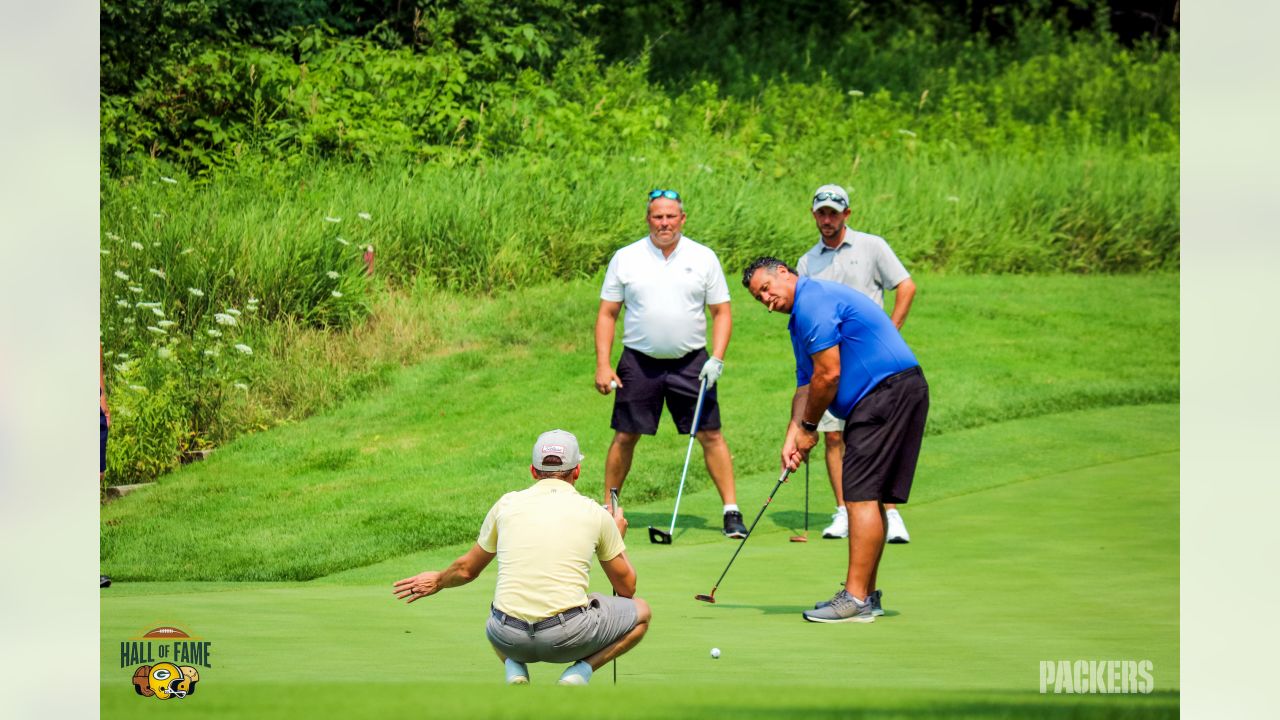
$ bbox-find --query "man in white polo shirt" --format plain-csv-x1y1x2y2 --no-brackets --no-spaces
797,184,918,543
594,189,747,538
394,429,650,686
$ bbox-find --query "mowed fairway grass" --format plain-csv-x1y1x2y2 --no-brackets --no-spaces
101,274,1178,717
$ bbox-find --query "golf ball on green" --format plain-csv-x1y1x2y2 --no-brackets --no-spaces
710,648,720,659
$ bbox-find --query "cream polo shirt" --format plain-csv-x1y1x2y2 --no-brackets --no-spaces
477,478,626,623
796,227,910,308
600,235,732,359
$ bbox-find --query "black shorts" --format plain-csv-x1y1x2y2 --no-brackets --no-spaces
611,347,721,436
841,366,929,504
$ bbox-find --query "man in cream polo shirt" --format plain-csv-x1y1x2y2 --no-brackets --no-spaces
594,189,747,538
394,430,650,686
797,184,918,543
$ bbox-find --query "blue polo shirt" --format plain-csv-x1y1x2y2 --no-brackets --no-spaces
788,277,919,419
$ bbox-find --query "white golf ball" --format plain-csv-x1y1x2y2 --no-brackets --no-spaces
710,648,720,659
610,380,618,390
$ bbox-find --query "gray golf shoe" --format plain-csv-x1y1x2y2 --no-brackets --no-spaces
815,588,885,617
802,589,876,623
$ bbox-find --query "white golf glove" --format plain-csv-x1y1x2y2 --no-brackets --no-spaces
698,357,724,388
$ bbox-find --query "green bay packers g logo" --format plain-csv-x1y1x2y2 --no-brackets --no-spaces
131,662,200,700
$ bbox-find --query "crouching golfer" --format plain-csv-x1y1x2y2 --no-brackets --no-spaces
742,258,928,623
393,429,651,685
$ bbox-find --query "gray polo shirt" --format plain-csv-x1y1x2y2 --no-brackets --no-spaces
795,227,910,308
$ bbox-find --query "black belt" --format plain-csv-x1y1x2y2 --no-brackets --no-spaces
491,605,587,632
875,365,923,389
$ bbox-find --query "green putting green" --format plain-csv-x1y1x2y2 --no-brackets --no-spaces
101,405,1177,717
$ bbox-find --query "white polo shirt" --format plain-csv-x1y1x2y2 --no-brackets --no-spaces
796,227,909,308
601,235,731,359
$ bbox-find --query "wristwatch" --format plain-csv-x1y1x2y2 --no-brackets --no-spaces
800,419,819,432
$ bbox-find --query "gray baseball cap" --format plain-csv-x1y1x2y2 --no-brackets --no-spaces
531,429,584,471
812,184,850,212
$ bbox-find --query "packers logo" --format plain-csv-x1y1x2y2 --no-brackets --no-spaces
132,662,200,700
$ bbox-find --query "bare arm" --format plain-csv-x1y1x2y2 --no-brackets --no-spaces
706,301,732,360
393,544,495,603
595,300,623,394
600,552,637,598
781,346,841,470
890,278,917,330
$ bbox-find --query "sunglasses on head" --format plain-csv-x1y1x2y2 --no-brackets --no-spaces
648,189,681,201
813,191,847,207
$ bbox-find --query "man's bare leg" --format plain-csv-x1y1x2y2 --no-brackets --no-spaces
823,431,844,505
583,598,651,670
844,500,886,600
696,429,736,505
604,431,641,505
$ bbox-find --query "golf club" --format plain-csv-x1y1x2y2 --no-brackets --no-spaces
609,487,620,685
649,376,708,544
789,458,809,542
694,467,792,603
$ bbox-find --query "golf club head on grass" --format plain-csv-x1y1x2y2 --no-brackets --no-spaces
693,592,716,604
789,535,808,543
648,526,673,544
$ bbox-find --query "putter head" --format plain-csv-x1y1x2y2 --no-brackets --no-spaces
693,593,716,604
789,535,808,543
648,526,673,544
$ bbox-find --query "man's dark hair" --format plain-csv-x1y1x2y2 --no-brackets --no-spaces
534,455,576,480
741,256,796,288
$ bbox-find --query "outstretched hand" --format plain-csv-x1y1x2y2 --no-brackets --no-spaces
393,571,443,603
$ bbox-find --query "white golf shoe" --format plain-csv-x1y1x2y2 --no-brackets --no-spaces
886,508,910,544
821,507,848,539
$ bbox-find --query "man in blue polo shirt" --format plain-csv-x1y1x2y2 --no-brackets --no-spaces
742,257,929,623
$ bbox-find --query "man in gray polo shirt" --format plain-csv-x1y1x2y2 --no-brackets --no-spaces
797,184,917,543
594,189,747,538
394,430,650,685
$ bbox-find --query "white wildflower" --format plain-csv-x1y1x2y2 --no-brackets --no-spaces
151,307,165,317
148,268,166,279
203,348,220,357
324,216,342,223
326,271,340,279
331,290,343,298
358,212,372,220
152,212,164,218
128,286,144,294
946,196,960,203
101,249,110,255
897,129,917,138
336,236,350,246
848,89,865,97
157,346,173,359
146,326,166,334
189,288,204,297
214,313,238,326
247,297,259,304
181,247,195,255
106,232,121,241
233,382,249,391
116,299,130,308
234,343,253,355
131,241,144,250
225,308,241,317
114,270,130,281
207,329,222,338
160,176,178,184
157,320,176,328
129,384,148,392
116,352,130,359
123,317,135,325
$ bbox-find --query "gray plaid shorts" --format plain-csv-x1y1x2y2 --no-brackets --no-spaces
485,592,639,664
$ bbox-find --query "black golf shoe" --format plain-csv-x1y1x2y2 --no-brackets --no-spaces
722,510,747,538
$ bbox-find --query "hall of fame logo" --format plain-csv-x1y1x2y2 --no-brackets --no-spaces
120,625,212,700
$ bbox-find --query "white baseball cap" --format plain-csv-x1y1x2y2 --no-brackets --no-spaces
531,429,584,471
812,184,850,212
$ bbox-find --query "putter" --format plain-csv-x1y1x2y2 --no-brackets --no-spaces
695,467,792,603
789,458,809,542
609,488,620,685
649,377,709,544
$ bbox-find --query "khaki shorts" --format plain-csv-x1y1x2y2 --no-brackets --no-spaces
485,593,638,664
818,409,845,433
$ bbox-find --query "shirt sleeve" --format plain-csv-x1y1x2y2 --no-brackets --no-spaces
796,251,809,277
476,500,501,553
792,288,842,386
873,237,910,289
596,506,626,562
600,252,624,302
705,253,732,305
